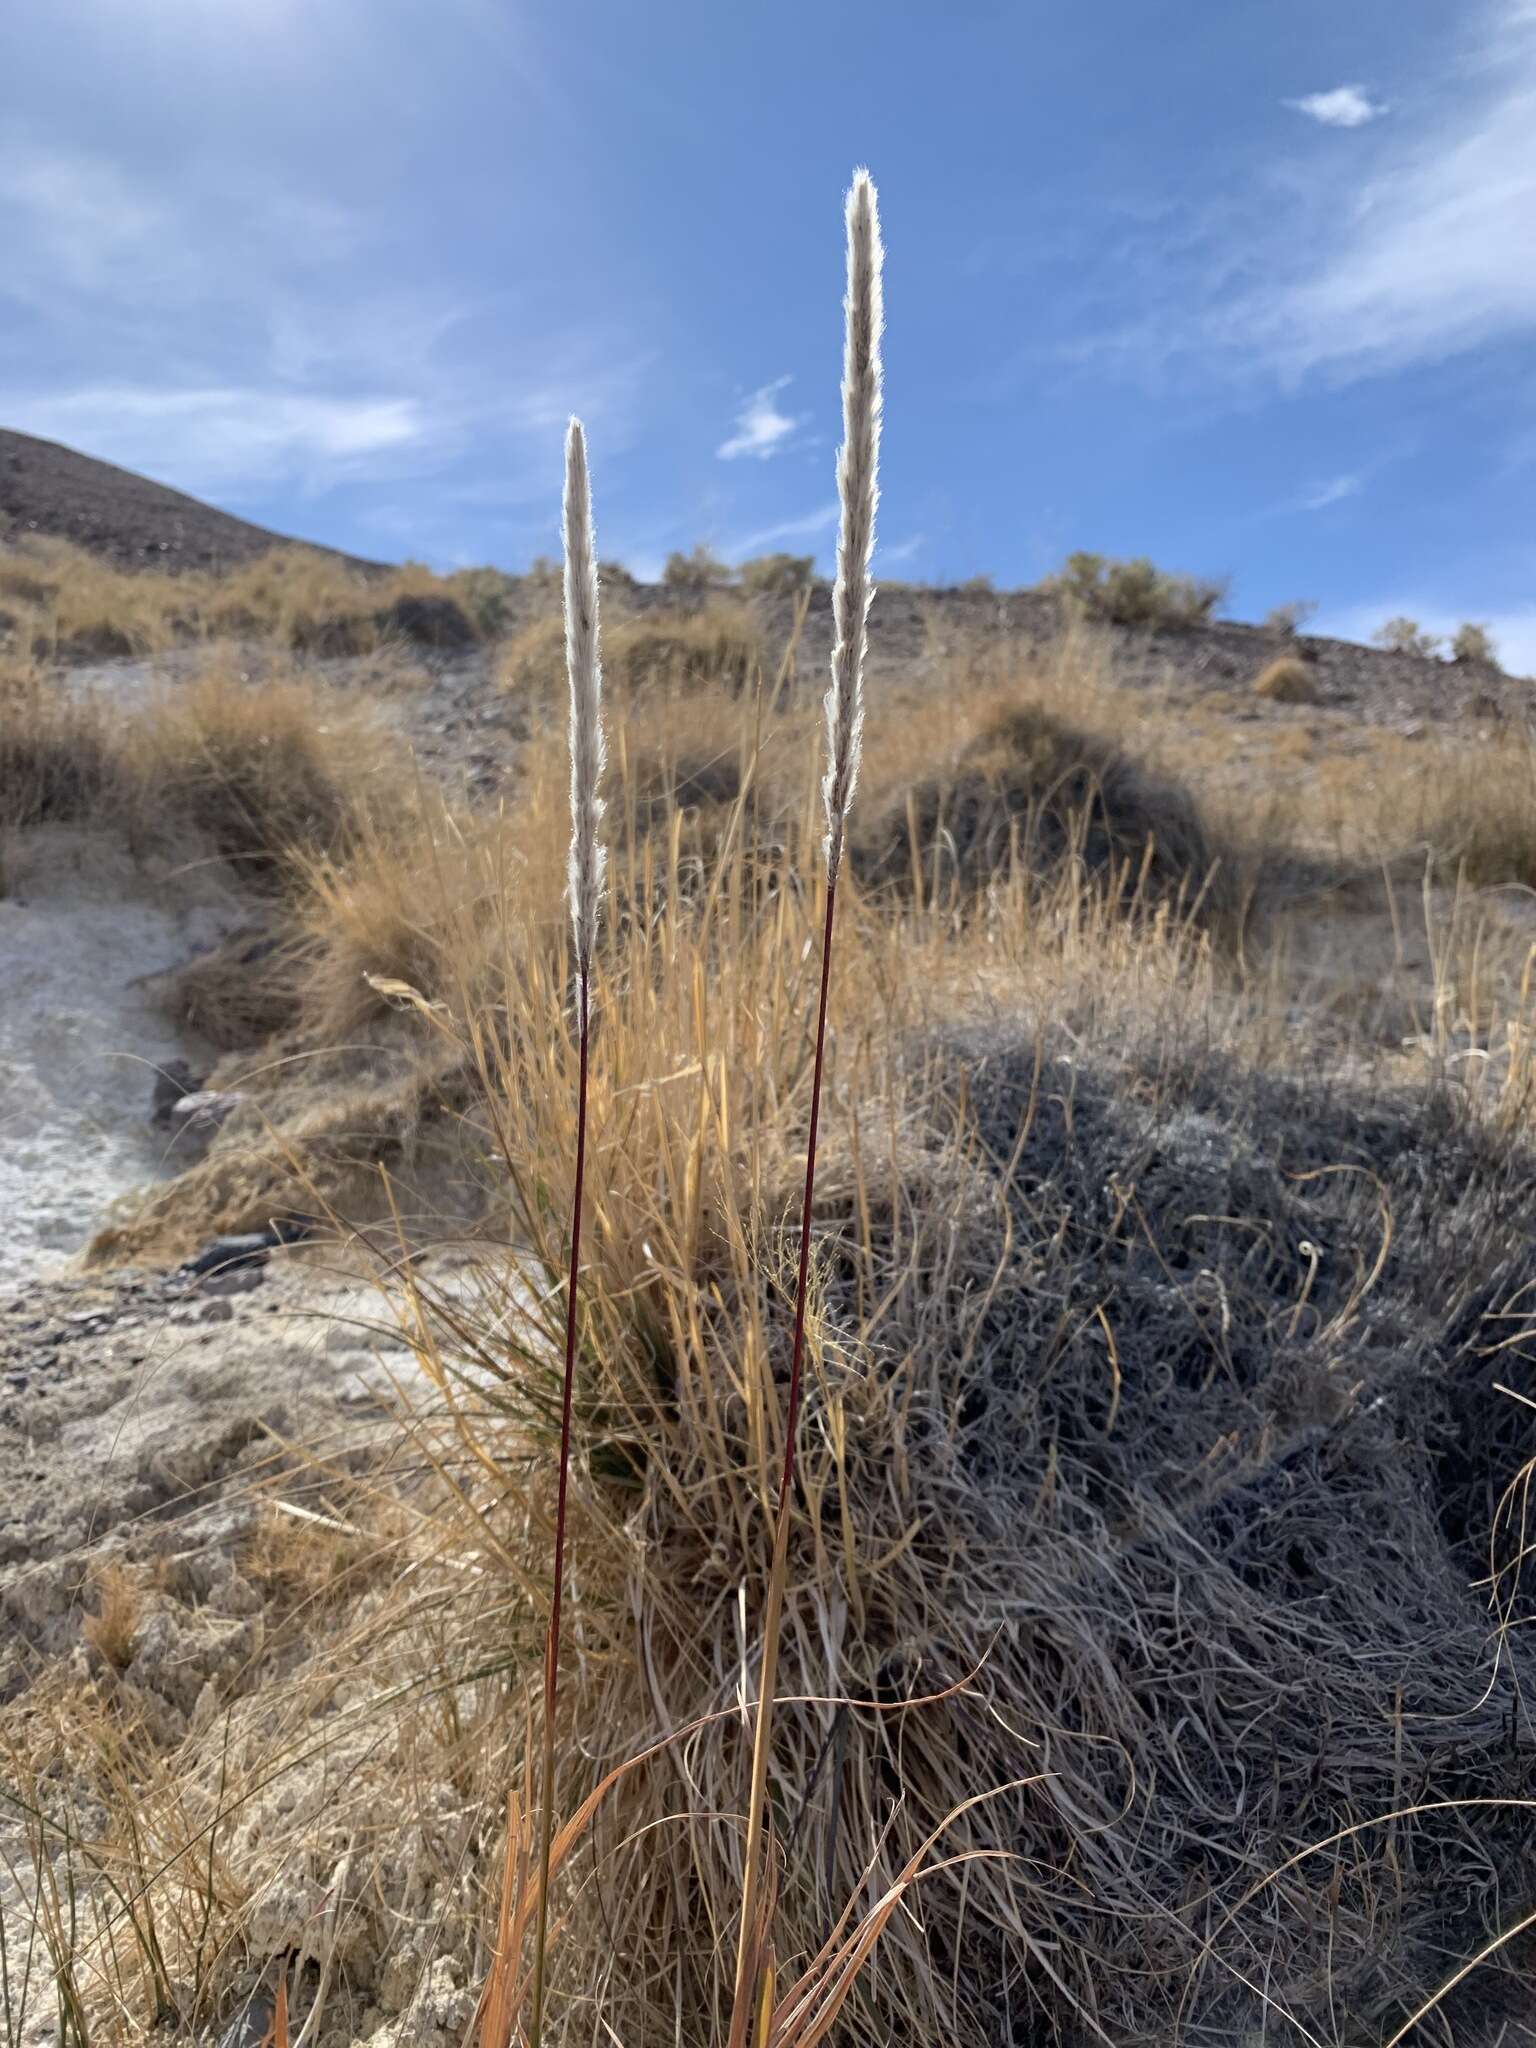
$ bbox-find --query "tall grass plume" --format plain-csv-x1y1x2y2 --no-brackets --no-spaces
527,416,606,2048
731,164,884,2038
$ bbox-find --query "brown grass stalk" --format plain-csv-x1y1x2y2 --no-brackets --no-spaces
731,164,883,2035
527,415,605,2048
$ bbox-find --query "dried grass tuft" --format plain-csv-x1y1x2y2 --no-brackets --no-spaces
501,603,762,702
853,695,1234,926
1253,654,1321,703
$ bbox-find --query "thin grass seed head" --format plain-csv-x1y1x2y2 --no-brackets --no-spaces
823,168,884,884
564,416,606,971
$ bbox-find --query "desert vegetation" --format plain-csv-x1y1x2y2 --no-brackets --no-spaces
1374,616,1444,659
1252,652,1320,702
0,535,487,663
1052,549,1227,630
6,174,1536,2048
1452,620,1499,666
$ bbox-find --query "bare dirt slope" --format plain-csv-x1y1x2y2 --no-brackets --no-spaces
0,428,382,574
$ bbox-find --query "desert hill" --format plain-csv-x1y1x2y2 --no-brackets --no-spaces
4,439,1536,2047
0,426,382,574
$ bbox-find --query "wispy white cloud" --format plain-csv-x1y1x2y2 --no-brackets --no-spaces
1295,472,1362,511
1072,2,1536,394
724,502,837,557
717,376,804,461
1230,6,1536,380
0,130,651,509
877,533,927,565
1285,85,1386,128
0,137,182,309
0,385,427,489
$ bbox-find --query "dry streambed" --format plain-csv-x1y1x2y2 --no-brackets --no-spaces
0,827,239,1289
0,814,445,2042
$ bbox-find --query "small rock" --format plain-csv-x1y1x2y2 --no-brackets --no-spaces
181,1221,308,1278
171,1296,235,1323
150,1057,201,1126
199,1266,266,1298
184,1232,273,1277
215,1987,275,2048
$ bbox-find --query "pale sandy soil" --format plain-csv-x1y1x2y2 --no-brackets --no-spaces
0,827,243,1290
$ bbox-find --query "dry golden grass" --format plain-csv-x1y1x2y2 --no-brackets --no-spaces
15,567,1536,2045
0,533,482,661
123,664,392,882
1,658,393,880
1252,653,1320,702
1222,720,1536,889
500,601,762,701
288,801,556,1044
853,693,1236,928
0,663,124,839
15,696,1536,2044
80,1565,146,1674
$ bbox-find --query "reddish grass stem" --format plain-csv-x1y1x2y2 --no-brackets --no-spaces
778,880,837,1511
731,874,838,2029
528,964,591,2048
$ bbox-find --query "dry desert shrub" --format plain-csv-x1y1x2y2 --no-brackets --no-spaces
1252,653,1320,703
2,656,394,880
292,793,1536,2048
0,665,124,836
1405,732,1536,889
0,532,480,660
1052,549,1226,630
15,166,1536,2048
1278,723,1536,888
1452,621,1499,668
23,677,1536,2047
852,694,1235,928
121,664,390,883
500,602,762,702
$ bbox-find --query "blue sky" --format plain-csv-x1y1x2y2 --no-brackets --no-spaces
3,0,1535,665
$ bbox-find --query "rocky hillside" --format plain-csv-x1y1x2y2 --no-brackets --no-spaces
0,427,382,574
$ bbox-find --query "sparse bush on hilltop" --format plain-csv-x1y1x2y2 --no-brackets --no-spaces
1264,599,1317,638
662,543,731,600
1452,620,1499,667
1054,550,1226,630
1252,654,1320,703
737,550,815,596
1373,616,1443,659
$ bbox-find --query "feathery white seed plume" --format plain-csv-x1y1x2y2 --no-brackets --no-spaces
563,417,606,971
823,167,884,884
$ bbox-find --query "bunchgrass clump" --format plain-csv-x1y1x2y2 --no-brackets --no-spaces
0,667,123,835
122,666,388,883
0,533,482,659
15,164,1536,2048
501,603,762,702
853,695,1234,927
1253,653,1320,703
